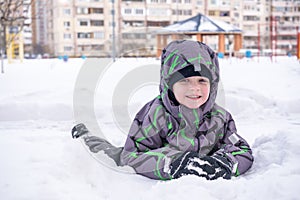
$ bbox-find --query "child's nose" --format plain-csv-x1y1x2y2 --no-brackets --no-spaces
189,81,200,90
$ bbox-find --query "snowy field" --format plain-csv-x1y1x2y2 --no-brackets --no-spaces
0,56,300,200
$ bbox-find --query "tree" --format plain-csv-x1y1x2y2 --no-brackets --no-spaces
0,0,32,73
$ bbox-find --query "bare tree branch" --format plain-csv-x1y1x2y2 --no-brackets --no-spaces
0,0,34,51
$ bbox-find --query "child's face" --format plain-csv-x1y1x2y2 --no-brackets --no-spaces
172,76,210,109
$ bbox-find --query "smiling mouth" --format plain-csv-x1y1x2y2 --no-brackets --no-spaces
186,95,202,100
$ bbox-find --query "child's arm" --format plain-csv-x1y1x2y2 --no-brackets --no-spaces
214,113,254,176
120,119,183,180
120,101,182,180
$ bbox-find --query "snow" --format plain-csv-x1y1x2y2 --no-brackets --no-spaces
161,14,241,33
165,21,198,32
1,56,300,200
211,19,241,32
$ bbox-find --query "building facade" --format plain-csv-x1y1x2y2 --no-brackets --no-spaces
45,0,112,57
242,0,300,55
32,0,300,57
31,0,49,55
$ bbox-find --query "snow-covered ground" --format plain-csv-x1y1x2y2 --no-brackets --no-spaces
0,56,300,200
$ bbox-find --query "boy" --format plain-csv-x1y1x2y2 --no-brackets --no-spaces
72,40,254,181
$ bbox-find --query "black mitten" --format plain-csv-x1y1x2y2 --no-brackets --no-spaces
198,154,233,180
170,152,232,180
71,123,89,138
170,152,199,178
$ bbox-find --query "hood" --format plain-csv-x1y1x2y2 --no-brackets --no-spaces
159,40,220,118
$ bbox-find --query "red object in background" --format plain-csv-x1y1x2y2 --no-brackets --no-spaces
297,31,300,60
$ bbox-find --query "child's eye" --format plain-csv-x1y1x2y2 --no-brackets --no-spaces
199,78,209,83
179,79,189,83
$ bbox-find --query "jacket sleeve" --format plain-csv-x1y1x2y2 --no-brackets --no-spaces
120,101,182,180
215,112,254,176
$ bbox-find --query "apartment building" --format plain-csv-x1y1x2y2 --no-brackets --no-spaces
33,0,300,57
241,0,300,54
270,0,300,54
120,0,240,55
43,0,113,57
23,15,33,56
31,0,49,55
120,0,201,56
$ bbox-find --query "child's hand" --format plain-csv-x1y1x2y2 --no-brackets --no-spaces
170,151,232,180
71,123,89,139
84,136,112,153
83,136,124,166
71,124,110,153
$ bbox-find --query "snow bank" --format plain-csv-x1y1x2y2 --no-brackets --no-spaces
0,59,83,121
1,57,299,122
0,56,300,200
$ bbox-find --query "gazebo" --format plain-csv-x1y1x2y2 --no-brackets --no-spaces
156,13,243,57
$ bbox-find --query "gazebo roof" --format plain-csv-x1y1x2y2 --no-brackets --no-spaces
158,13,242,34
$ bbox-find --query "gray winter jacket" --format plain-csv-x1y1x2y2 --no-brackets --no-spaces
120,40,253,180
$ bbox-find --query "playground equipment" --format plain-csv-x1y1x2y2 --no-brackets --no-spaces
297,30,300,60
6,26,24,63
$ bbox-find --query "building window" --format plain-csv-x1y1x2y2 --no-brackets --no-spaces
208,10,216,16
149,8,168,16
183,10,192,15
147,21,170,26
92,45,104,51
123,20,144,27
122,33,146,39
77,7,88,14
90,8,103,14
197,0,202,5
64,46,72,51
79,20,89,26
78,45,84,51
210,0,216,5
124,8,132,14
63,9,71,15
221,0,230,6
94,31,104,39
244,25,253,31
64,21,70,27
220,11,230,17
135,9,144,15
243,16,259,21
64,33,71,39
91,20,104,26
77,32,91,38
173,9,182,15
78,45,91,51
148,0,167,3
